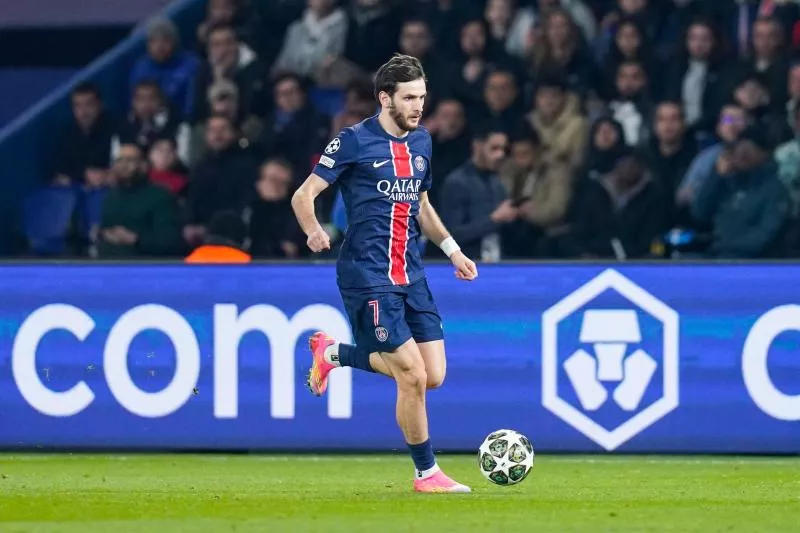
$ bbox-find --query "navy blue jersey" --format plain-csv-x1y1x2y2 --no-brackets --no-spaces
313,115,433,289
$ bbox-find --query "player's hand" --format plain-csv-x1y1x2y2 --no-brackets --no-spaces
451,251,478,281
307,228,331,253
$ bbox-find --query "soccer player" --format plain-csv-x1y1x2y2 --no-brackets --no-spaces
291,54,478,493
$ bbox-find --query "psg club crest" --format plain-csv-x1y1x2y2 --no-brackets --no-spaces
325,137,341,154
414,155,425,172
375,326,389,342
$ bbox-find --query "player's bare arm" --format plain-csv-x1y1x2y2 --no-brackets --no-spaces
417,191,478,281
291,173,331,252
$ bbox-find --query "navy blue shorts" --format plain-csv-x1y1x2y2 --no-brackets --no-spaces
339,278,444,354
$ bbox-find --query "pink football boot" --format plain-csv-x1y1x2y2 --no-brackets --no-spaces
413,469,472,493
306,331,337,396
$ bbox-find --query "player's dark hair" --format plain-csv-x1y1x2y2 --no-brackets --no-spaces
374,54,427,100
72,81,101,100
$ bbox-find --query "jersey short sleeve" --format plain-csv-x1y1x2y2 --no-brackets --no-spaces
313,128,359,184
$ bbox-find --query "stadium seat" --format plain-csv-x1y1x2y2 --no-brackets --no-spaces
22,186,78,255
78,187,108,239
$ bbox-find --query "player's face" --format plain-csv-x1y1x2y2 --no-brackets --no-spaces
387,79,426,132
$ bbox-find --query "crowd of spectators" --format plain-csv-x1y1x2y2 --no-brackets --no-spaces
36,0,800,260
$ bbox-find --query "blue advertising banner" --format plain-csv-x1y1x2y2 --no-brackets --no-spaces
0,264,798,453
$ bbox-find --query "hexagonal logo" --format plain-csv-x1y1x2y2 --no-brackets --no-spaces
542,269,679,451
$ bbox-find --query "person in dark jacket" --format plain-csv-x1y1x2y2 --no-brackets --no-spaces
53,82,116,188
116,80,186,158
97,143,181,258
569,149,665,258
247,157,304,259
642,101,697,227
692,127,791,258
258,72,330,179
192,23,267,122
440,123,517,261
426,98,471,209
184,114,258,247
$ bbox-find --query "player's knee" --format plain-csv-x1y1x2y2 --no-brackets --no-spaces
426,367,445,389
397,365,427,395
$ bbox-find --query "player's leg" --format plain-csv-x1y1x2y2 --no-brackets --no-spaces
404,279,447,389
307,289,398,395
417,340,446,389
378,339,469,493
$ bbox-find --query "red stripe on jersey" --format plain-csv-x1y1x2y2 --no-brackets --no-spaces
388,202,411,285
390,141,413,178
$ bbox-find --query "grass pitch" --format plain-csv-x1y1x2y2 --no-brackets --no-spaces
0,454,798,532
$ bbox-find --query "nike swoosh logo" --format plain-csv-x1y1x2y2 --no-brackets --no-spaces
373,160,391,168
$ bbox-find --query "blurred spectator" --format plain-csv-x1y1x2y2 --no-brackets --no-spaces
714,0,799,60
607,59,651,146
731,73,790,143
53,82,115,188
96,143,181,258
677,103,749,217
661,18,725,140
484,0,536,59
331,77,375,134
185,210,251,263
569,151,665,258
774,103,800,215
528,76,588,169
115,80,189,162
184,115,258,247
601,17,652,99
580,115,628,181
449,18,519,110
529,8,598,98
188,79,263,166
247,158,304,258
273,0,348,78
412,0,470,60
343,0,404,74
440,123,516,261
130,17,199,119
148,137,189,198
730,16,790,108
692,127,791,258
259,72,330,179
643,101,697,225
536,0,597,45
398,18,449,111
196,0,267,60
499,123,574,257
474,69,524,133
193,23,266,122
426,99,471,207
598,0,660,54
785,61,800,127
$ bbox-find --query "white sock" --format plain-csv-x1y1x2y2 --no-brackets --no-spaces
323,342,342,366
416,463,440,480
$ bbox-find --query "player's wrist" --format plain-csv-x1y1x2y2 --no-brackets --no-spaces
439,236,460,258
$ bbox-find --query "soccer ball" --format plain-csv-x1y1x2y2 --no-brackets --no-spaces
478,429,535,486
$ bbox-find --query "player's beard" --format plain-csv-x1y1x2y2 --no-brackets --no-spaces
388,102,419,132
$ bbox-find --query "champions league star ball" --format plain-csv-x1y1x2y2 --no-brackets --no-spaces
478,429,535,486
